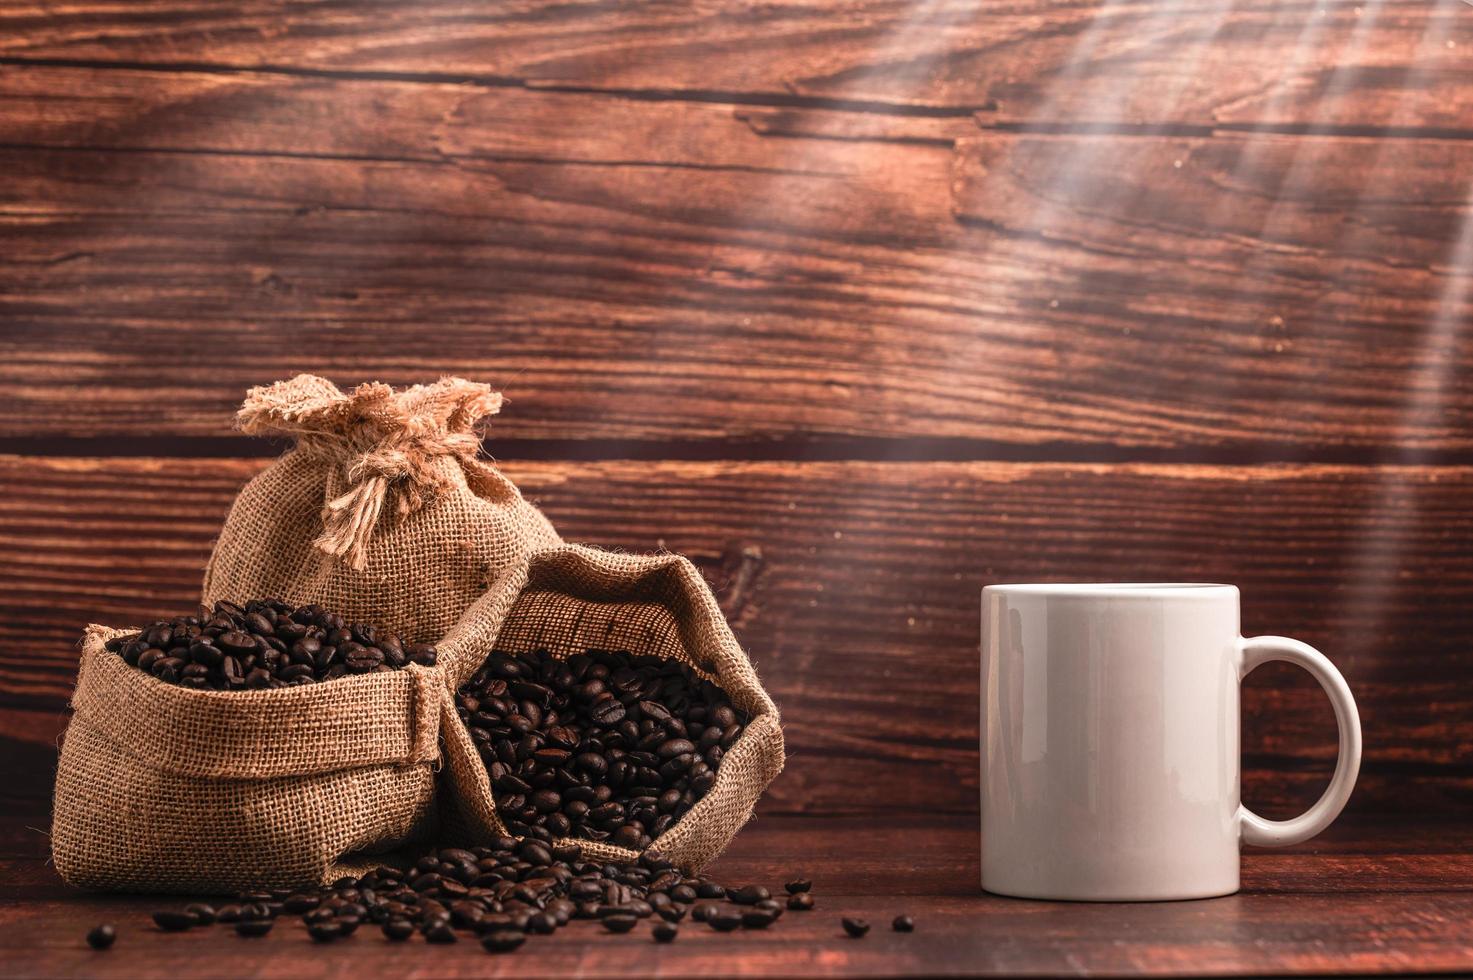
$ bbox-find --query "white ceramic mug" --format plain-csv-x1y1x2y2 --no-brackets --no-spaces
980,583,1361,901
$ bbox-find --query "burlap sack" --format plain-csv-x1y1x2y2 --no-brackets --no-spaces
438,544,785,872
203,375,561,644
52,622,459,893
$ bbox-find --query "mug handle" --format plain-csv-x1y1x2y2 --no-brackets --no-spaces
1237,636,1362,846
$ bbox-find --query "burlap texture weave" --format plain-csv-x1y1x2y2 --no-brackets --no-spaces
203,375,561,645
52,625,445,893
439,544,785,873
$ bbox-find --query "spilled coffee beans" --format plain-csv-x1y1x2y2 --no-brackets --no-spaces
458,648,748,847
106,598,435,690
138,841,818,953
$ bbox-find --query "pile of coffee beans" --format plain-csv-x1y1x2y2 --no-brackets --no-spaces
457,648,747,848
122,841,817,951
90,847,919,951
107,599,435,690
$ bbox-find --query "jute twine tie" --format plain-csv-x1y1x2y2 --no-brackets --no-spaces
238,375,506,571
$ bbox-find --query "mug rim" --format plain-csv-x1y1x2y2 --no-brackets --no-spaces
983,583,1238,598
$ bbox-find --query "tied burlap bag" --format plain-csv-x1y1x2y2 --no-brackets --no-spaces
203,374,561,644
438,544,785,872
52,625,453,893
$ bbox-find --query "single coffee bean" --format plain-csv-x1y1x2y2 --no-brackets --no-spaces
652,921,679,943
382,918,415,941
234,919,273,937
730,885,770,905
281,894,319,914
601,913,639,934
518,841,552,865
482,929,527,953
742,909,778,929
407,643,438,666
708,911,743,932
526,912,557,935
85,924,116,950
696,882,726,899
424,923,458,943
893,914,915,932
784,879,812,894
842,917,870,938
691,903,719,922
306,921,342,942
151,911,194,932
787,893,815,911
183,903,216,925
657,738,696,759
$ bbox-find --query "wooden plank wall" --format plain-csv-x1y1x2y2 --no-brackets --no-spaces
1,0,1470,821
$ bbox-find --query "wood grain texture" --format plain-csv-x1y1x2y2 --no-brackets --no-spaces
0,0,1468,128
3,455,1470,820
1,69,1468,450
3,814,1473,977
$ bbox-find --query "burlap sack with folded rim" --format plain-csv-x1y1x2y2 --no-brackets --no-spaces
51,618,491,893
203,374,561,645
437,544,785,873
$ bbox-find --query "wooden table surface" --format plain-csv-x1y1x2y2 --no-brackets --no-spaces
5,813,1471,978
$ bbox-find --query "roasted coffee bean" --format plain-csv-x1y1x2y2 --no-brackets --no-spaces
526,912,558,935
482,930,527,953
183,903,217,926
460,647,749,851
784,879,812,894
382,918,415,941
424,923,458,943
234,919,273,937
696,882,726,900
893,914,915,933
111,599,427,690
652,921,679,943
842,917,871,938
151,911,194,932
787,893,815,911
742,909,778,929
407,644,438,666
307,921,342,942
601,914,639,933
691,903,719,922
86,924,116,950
708,911,744,932
281,894,320,914
730,885,770,905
